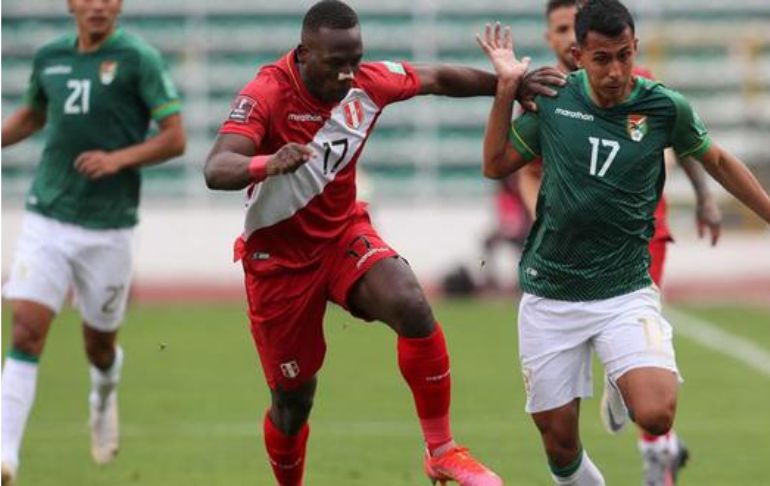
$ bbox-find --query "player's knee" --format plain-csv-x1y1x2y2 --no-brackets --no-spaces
11,309,49,357
387,289,435,337
633,400,675,436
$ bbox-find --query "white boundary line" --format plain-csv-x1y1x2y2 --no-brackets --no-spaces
667,307,770,378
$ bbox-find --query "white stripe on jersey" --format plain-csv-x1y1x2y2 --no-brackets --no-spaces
242,89,379,237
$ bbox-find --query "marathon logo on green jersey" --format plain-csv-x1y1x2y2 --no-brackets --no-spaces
555,107,594,122
43,65,72,76
627,114,648,142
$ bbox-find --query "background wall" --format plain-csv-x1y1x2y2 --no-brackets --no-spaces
3,0,769,301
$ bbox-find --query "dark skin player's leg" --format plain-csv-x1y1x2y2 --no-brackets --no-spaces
9,300,55,358
269,377,318,435
531,399,583,468
268,257,433,436
82,325,118,371
347,257,436,337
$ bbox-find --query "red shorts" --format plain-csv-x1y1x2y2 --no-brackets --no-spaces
241,212,397,391
648,237,669,287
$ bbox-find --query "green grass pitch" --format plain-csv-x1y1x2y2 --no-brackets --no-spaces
2,300,769,485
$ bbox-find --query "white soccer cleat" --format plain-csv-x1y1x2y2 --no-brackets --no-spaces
1,462,17,485
639,434,689,486
599,374,628,434
89,391,119,465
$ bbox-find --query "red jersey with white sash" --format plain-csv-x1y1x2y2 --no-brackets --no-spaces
220,52,420,271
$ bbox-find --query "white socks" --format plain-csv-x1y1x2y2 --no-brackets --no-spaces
552,451,606,486
89,345,123,411
1,357,39,469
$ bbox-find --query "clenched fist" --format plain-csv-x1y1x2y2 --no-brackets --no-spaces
266,143,315,175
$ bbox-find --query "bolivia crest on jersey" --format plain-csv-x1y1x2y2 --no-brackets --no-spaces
627,114,648,142
343,98,364,129
100,60,118,85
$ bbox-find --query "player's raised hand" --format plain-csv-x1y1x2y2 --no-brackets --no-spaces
476,22,530,83
74,150,123,180
696,196,722,246
266,143,315,175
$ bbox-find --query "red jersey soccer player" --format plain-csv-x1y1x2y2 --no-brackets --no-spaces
517,1,722,485
204,1,562,485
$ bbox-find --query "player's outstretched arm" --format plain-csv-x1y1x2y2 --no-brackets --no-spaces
413,64,563,102
696,143,770,225
204,133,314,191
2,106,46,148
478,23,531,179
674,151,722,245
75,114,186,179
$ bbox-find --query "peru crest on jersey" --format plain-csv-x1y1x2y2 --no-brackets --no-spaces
343,98,364,129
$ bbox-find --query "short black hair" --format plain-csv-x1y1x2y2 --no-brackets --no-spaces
575,0,635,45
546,0,579,17
302,0,359,34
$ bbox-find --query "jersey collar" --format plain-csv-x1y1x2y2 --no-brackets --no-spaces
578,69,642,110
72,27,123,53
286,49,342,111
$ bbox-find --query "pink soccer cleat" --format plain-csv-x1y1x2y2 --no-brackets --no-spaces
424,446,503,486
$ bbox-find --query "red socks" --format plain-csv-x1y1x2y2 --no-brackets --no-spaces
263,411,309,486
397,324,453,452
641,430,670,443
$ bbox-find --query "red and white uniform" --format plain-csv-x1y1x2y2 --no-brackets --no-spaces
220,52,421,389
223,52,420,271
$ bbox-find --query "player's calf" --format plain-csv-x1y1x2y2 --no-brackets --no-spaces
83,327,118,371
532,401,582,469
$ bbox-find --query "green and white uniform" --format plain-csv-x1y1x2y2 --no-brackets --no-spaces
24,28,180,228
510,70,709,412
5,28,181,330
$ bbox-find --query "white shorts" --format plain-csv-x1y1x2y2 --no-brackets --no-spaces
3,212,134,331
518,286,680,414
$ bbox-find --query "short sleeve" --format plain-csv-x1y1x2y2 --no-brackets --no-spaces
138,46,181,121
667,89,711,159
219,76,272,145
24,53,47,112
358,61,421,107
509,111,541,161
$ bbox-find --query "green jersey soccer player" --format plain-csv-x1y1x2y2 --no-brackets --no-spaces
1,0,184,482
477,1,770,484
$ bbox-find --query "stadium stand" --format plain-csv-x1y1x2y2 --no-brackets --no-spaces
3,0,769,200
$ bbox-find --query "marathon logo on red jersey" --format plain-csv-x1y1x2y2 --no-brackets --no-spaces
228,96,257,123
288,113,323,123
347,235,389,269
343,98,364,129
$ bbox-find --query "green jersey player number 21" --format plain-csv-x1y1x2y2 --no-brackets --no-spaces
1,0,185,484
